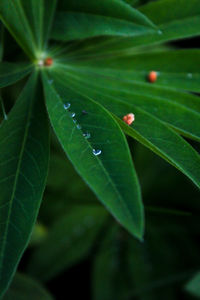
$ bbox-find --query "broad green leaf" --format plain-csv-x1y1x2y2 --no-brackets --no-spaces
27,206,108,281
57,59,200,142
0,0,57,59
42,72,144,239
63,0,200,55
3,273,53,300
185,272,200,298
0,62,33,88
59,0,156,28
51,12,156,42
0,73,50,297
51,66,200,189
72,50,200,92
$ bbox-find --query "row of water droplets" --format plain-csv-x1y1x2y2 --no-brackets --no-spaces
63,102,101,156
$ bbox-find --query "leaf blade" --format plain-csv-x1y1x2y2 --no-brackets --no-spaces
43,72,144,239
0,73,50,297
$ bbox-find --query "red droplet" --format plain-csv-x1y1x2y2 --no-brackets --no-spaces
123,113,135,125
148,71,157,83
44,57,53,66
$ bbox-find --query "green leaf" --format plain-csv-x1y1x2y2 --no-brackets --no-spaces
74,49,200,92
67,0,200,55
42,72,144,239
59,0,156,28
139,0,200,42
51,66,200,189
0,73,50,297
3,273,53,300
51,11,156,42
0,62,33,88
185,272,200,298
27,206,108,281
0,0,57,59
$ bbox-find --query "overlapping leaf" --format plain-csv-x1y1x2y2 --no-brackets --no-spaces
28,206,108,281
0,62,33,88
51,11,156,42
59,0,200,55
49,63,200,189
42,72,144,239
58,0,155,28
0,73,49,297
3,273,53,300
0,0,57,58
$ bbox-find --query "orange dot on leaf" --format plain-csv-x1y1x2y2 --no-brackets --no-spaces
44,57,53,66
148,71,157,83
123,113,135,125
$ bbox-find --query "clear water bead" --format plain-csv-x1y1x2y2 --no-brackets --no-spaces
71,112,76,118
73,119,77,124
63,103,71,110
83,132,91,139
77,124,82,129
93,149,101,156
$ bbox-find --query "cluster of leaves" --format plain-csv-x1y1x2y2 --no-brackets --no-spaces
0,0,200,298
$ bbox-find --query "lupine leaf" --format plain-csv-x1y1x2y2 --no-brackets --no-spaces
0,73,50,297
0,62,33,88
49,64,200,189
51,11,156,42
42,71,144,239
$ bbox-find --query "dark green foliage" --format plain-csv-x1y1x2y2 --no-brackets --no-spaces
0,0,200,298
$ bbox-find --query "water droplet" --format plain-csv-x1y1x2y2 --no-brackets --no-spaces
158,30,163,35
71,112,76,118
187,73,193,79
77,124,82,129
48,79,53,85
73,119,77,124
63,103,71,110
93,149,101,156
83,132,91,139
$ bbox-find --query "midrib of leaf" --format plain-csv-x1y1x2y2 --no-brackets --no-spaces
0,90,34,275
43,74,142,235
51,70,200,189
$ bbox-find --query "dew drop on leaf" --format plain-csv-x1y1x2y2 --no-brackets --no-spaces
63,103,71,110
77,124,82,129
93,149,102,156
83,132,91,139
71,112,76,118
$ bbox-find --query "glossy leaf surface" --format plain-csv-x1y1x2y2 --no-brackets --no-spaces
42,72,144,239
0,73,49,297
51,11,156,42
49,65,200,190
0,62,33,88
